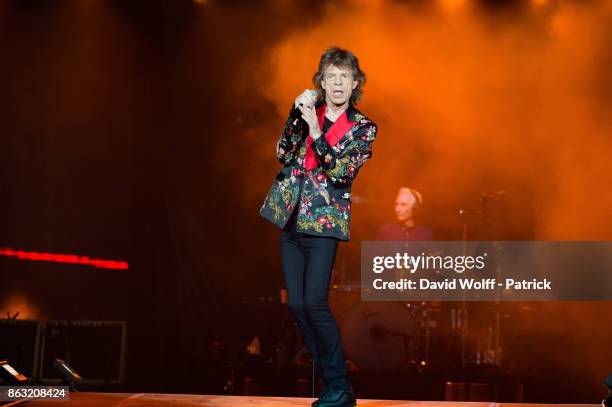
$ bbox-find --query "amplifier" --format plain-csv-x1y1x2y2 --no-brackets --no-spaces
38,320,126,385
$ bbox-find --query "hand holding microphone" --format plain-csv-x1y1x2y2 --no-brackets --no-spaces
294,89,322,140
294,89,317,109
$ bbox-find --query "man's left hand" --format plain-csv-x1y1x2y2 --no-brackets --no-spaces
298,104,321,140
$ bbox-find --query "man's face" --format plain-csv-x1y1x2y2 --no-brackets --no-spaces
321,64,358,107
395,190,417,222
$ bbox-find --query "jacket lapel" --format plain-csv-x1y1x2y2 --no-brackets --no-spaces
316,104,358,147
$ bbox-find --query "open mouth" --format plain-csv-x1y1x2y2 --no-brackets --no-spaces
332,90,344,97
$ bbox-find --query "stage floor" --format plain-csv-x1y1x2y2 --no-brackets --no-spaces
3,393,600,407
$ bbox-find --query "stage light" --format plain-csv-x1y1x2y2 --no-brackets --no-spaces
0,360,28,385
438,0,467,13
53,359,82,391
0,247,128,270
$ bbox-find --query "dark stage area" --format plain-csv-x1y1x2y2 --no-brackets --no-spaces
0,0,611,405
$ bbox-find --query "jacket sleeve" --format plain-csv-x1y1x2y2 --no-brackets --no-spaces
276,105,306,165
311,121,377,186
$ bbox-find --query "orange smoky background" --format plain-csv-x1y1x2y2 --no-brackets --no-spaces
236,0,611,240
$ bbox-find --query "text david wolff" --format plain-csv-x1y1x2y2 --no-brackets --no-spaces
372,278,552,291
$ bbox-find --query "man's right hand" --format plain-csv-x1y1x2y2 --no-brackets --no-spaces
294,89,317,109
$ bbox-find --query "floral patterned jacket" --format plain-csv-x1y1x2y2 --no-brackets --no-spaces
259,103,377,241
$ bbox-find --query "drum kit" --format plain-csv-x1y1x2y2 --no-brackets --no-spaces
329,288,512,374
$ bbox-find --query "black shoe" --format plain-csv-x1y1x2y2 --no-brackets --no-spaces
311,385,331,407
312,386,355,407
311,386,328,407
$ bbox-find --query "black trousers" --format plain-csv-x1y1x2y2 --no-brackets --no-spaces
280,212,351,390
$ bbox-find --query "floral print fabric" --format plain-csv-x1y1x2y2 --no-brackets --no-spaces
260,104,377,241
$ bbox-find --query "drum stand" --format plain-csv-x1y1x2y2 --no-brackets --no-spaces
456,194,505,368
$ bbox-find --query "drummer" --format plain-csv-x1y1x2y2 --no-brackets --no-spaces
377,187,433,241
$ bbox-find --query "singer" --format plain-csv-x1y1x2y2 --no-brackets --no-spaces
260,47,377,407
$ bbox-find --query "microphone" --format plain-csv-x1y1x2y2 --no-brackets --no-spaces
292,90,318,130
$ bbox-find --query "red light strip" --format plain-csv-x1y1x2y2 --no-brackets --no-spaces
0,248,128,270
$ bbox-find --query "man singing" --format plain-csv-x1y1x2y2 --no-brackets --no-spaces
260,47,377,407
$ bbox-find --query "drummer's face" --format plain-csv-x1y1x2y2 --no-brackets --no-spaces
395,191,417,221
